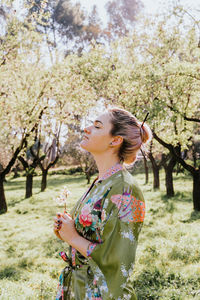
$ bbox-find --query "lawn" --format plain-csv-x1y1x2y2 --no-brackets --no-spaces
0,170,200,299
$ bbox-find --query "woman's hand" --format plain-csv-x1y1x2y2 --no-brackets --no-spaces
54,212,79,245
59,212,79,244
54,212,91,258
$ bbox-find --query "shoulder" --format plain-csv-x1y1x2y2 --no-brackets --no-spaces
110,168,144,202
107,169,145,224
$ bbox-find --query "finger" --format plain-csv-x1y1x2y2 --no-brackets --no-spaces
64,211,72,217
54,223,62,230
54,221,62,226
54,219,62,224
59,214,66,221
53,228,61,233
54,225,59,231
53,228,63,240
62,213,72,220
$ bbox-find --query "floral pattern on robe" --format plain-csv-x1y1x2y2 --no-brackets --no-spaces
56,163,145,300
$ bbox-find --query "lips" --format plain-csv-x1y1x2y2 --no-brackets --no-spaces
83,135,89,140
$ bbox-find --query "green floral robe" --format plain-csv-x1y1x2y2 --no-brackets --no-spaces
56,163,145,300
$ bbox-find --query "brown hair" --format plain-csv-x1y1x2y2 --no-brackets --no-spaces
108,107,152,164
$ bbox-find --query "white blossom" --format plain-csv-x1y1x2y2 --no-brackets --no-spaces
121,230,135,242
54,186,71,209
121,265,128,277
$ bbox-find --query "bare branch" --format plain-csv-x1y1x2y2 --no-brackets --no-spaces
153,131,196,174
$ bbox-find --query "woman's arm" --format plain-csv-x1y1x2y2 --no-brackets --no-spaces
54,212,91,258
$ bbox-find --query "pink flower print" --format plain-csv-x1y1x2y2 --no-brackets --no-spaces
110,194,122,209
79,204,93,227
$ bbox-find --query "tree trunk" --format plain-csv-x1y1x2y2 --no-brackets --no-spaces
41,169,48,192
163,156,176,197
193,170,200,211
85,171,91,184
153,166,160,189
143,156,149,184
0,176,7,214
153,132,200,211
26,173,33,198
149,154,160,189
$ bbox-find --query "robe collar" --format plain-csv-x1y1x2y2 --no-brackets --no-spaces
95,162,123,184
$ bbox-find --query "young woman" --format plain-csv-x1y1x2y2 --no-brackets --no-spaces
54,107,152,300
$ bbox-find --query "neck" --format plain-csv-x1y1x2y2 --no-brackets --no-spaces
92,152,121,179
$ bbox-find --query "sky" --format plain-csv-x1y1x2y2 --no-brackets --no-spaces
73,0,200,24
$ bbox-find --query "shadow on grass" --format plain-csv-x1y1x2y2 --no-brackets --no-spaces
133,268,165,300
180,210,200,223
173,173,192,181
41,236,63,257
161,191,192,203
4,181,25,192
46,174,87,188
5,174,88,208
8,197,29,207
133,268,200,300
0,266,20,281
5,174,87,192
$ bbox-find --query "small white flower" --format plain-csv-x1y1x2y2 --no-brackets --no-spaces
120,283,127,289
55,186,71,209
121,230,135,242
101,280,108,292
62,186,71,197
128,263,135,276
121,265,128,277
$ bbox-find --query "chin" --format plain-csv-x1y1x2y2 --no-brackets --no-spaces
80,141,89,150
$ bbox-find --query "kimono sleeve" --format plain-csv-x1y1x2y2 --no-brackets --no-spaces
87,182,145,299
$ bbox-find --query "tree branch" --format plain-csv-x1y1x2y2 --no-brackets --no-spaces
167,104,200,123
184,115,200,123
2,137,26,177
153,131,196,174
18,156,29,169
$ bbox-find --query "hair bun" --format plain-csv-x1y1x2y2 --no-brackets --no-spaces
108,107,152,165
139,122,152,144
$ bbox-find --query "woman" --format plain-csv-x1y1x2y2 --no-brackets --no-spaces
54,107,152,300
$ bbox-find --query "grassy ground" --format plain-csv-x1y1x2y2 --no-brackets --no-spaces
0,170,200,299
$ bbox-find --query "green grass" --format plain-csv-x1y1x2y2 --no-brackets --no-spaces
0,171,200,299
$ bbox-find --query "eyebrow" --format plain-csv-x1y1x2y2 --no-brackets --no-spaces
94,120,103,125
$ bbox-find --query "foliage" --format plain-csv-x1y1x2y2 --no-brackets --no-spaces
65,5,200,207
1,2,200,211
105,0,143,40
0,0,98,210
26,0,143,54
63,129,97,183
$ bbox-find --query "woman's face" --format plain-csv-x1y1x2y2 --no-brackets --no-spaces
80,112,114,154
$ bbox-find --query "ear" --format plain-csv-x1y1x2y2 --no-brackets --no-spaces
110,136,123,147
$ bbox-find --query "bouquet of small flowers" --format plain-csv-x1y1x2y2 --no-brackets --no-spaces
54,186,71,212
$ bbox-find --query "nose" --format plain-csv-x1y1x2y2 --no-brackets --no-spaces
84,127,91,134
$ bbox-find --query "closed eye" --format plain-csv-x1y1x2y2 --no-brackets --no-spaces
94,120,103,128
